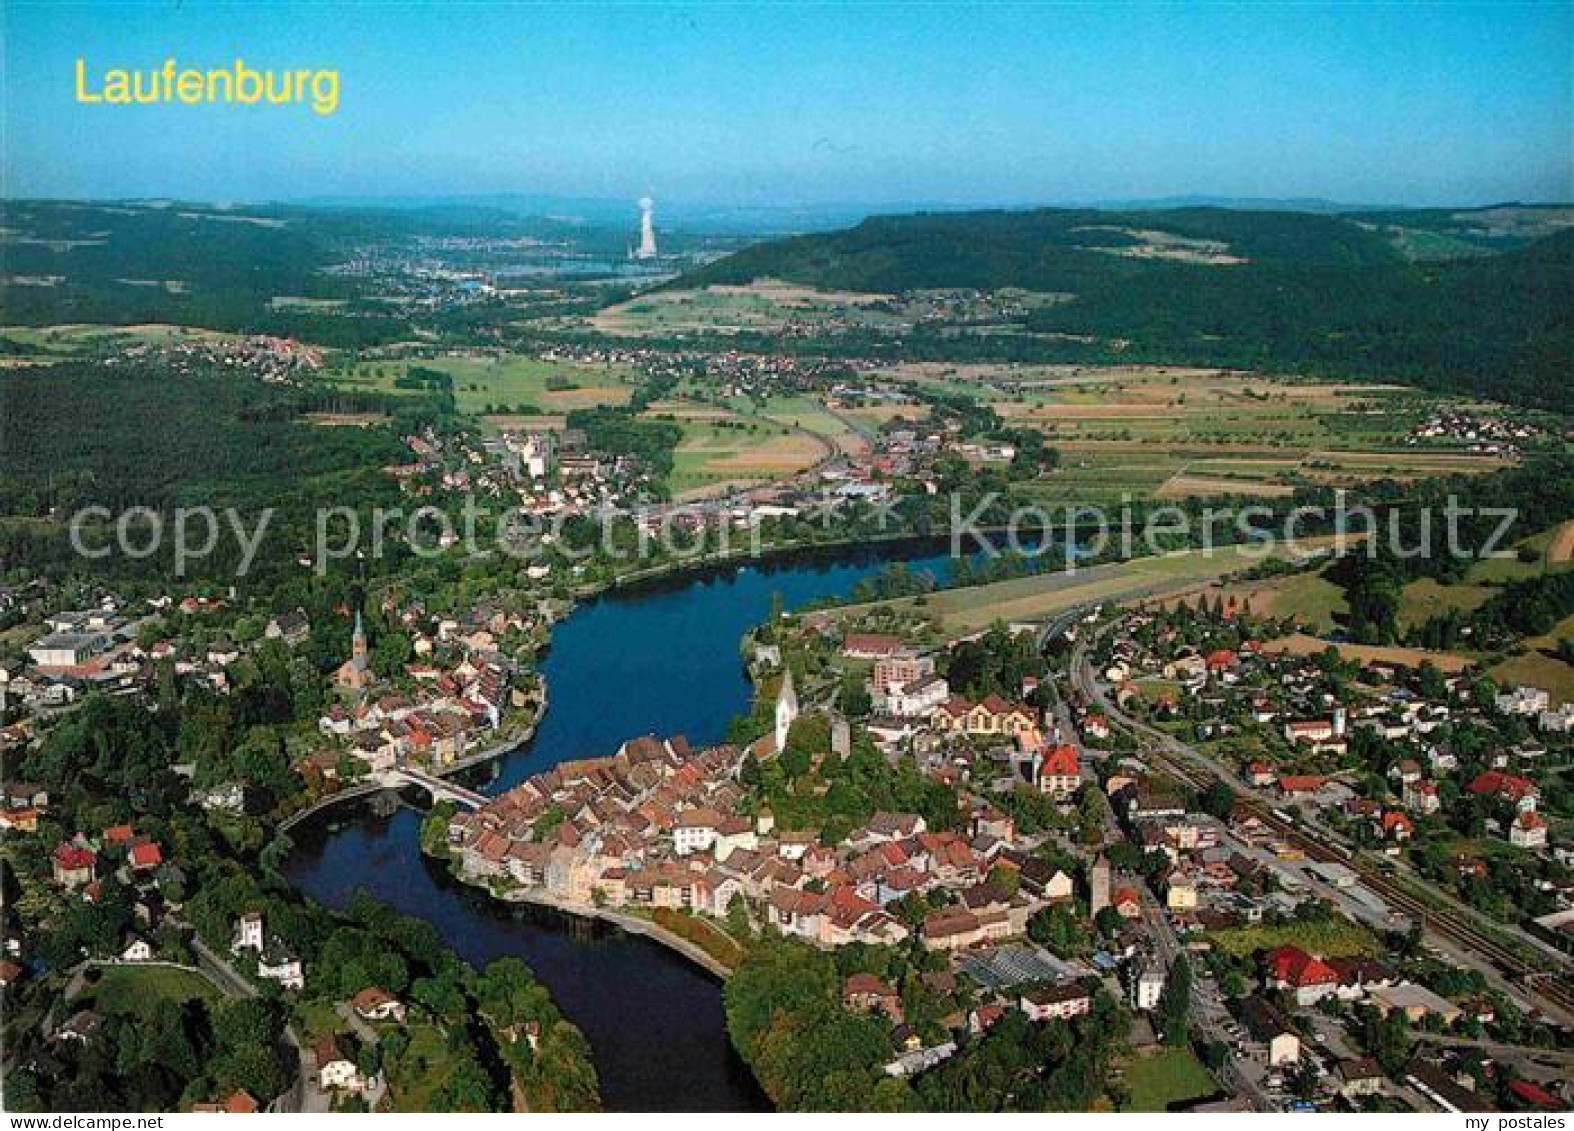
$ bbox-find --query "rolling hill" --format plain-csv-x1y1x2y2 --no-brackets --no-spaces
676,206,1574,412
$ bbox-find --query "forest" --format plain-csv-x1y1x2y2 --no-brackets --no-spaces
678,207,1574,412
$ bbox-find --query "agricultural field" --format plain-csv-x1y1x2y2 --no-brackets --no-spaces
849,538,1352,639
649,403,827,499
324,352,637,416
1396,577,1495,633
590,280,899,337
1258,632,1476,673
753,394,870,458
894,365,1524,502
1173,567,1350,635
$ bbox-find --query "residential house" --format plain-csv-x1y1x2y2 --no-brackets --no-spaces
351,986,407,1023
1019,981,1092,1022
1037,743,1081,798
1239,995,1300,1067
314,1036,364,1093
1265,946,1339,1006
1337,1058,1386,1099
1510,810,1549,849
52,843,96,888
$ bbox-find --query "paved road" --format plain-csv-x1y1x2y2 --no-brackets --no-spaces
188,930,320,1113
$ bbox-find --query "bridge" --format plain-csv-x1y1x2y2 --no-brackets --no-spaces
380,766,488,809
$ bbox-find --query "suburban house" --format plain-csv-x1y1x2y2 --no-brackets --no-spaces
257,942,305,991
191,1090,261,1114
1467,771,1539,812
52,843,96,888
1036,743,1081,798
1337,1058,1386,1099
842,972,903,1021
1510,810,1549,848
1265,945,1339,1006
314,1036,365,1093
351,986,408,1023
1239,995,1300,1066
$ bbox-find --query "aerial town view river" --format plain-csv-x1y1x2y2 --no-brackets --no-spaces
282,541,965,1111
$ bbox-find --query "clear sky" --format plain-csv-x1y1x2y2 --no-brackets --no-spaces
5,0,1571,207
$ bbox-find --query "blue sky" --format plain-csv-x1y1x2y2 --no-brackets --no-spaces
5,1,1571,207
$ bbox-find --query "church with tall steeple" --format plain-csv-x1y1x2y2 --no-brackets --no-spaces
333,610,371,692
774,665,799,754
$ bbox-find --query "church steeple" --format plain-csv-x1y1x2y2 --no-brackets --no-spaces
351,610,367,669
774,665,798,754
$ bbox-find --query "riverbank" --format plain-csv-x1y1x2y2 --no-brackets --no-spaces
495,888,737,980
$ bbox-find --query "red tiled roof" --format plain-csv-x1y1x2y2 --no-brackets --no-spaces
1042,744,1079,777
1381,811,1414,836
128,842,163,869
1508,1079,1559,1109
1267,945,1339,988
222,1091,259,1114
53,843,95,870
1278,774,1327,794
1468,771,1538,801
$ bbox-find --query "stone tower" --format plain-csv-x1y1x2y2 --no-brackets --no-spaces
1090,853,1112,916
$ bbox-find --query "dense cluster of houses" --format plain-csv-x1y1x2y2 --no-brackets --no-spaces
1404,410,1541,457
114,333,323,385
308,601,531,780
389,419,660,518
445,724,1083,956
1101,609,1564,861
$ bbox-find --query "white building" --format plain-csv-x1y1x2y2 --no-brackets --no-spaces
1510,810,1549,849
1131,963,1165,1011
28,632,109,668
258,945,305,991
774,666,799,754
1538,704,1574,733
673,808,721,856
232,912,264,954
877,674,950,718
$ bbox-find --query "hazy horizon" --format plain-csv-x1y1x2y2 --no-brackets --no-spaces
6,2,1572,207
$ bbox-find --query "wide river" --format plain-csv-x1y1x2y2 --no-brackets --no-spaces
282,540,963,1111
